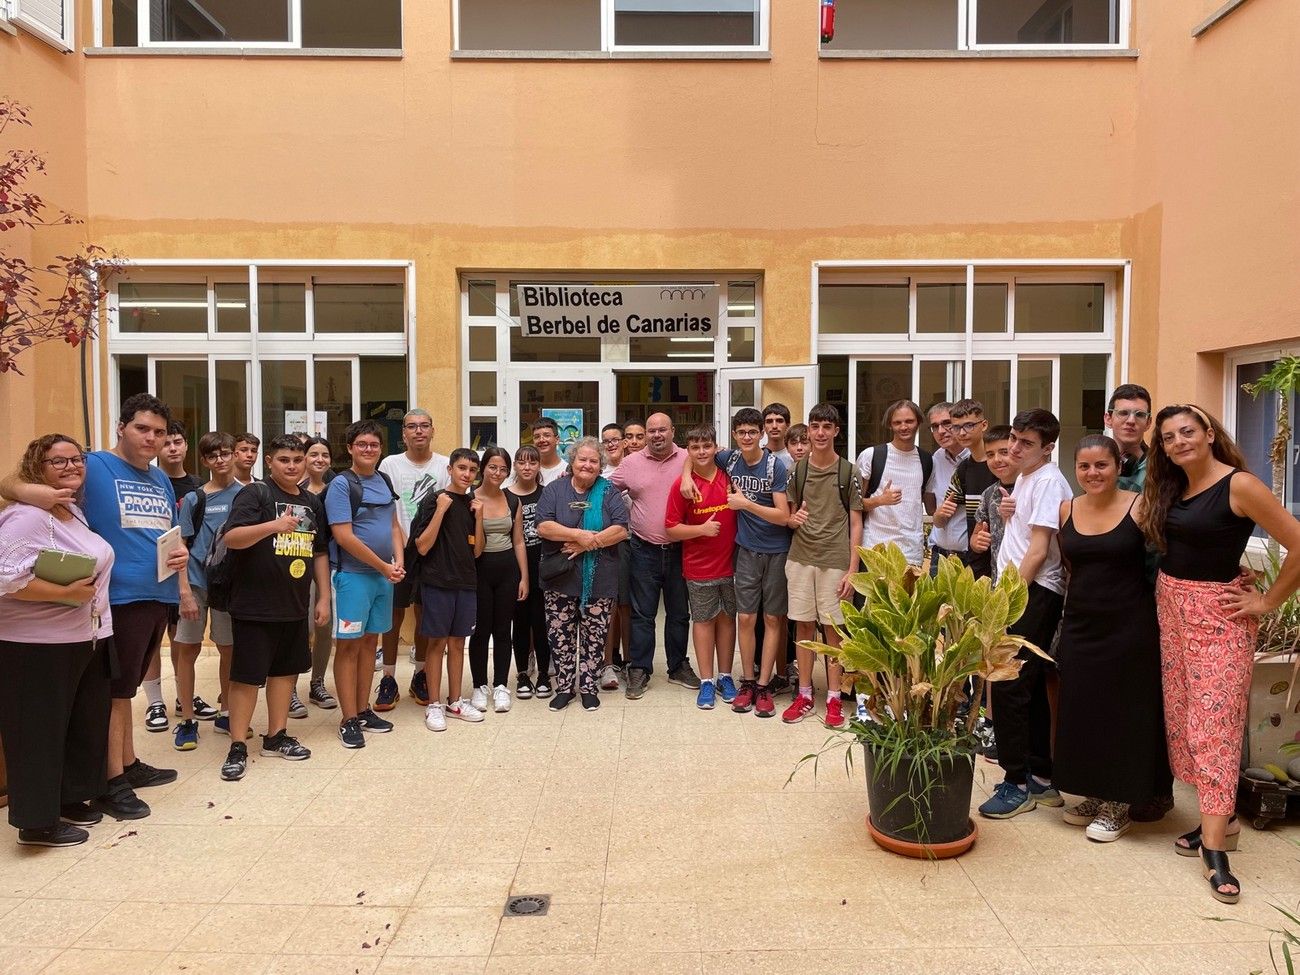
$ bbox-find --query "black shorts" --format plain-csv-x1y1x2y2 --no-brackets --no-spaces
393,573,422,610
109,600,169,699
230,618,311,687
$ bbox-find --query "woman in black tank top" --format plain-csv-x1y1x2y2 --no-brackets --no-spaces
1140,404,1300,905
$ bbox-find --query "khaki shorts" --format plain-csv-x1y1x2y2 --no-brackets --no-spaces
784,559,845,626
174,586,234,645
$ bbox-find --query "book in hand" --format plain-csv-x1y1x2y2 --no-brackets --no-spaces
34,548,97,608
156,525,182,582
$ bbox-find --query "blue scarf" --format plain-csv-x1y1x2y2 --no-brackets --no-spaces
580,477,609,607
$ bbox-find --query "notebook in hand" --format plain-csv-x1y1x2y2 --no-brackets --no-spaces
34,548,97,608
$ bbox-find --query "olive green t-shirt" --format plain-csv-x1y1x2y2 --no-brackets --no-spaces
788,458,863,571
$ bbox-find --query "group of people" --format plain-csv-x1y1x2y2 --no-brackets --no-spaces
1,386,1296,909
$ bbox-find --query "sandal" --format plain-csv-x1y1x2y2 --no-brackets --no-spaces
1174,816,1238,857
1201,848,1240,904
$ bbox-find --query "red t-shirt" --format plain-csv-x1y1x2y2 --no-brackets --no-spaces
665,468,737,582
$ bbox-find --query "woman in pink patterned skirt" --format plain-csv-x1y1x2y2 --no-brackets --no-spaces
1141,404,1300,905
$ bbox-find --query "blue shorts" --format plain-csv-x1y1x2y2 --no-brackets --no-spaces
333,570,393,639
418,585,477,639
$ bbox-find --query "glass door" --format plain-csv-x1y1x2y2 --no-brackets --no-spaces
151,358,209,473
505,368,613,454
718,365,818,429
616,370,719,445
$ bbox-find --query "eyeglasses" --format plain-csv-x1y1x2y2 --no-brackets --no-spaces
929,421,952,431
43,455,86,470
951,422,983,434
203,450,234,460
601,438,623,446
1108,408,1151,421
352,442,383,451
403,422,432,431
733,429,761,438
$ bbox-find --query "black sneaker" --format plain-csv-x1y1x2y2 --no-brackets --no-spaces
124,759,178,790
261,731,311,761
533,681,553,700
516,674,535,700
18,824,89,847
624,667,649,700
220,742,248,781
667,662,702,690
59,802,103,827
549,692,575,712
144,701,168,732
768,673,791,696
580,692,600,712
91,775,150,821
357,708,394,733
338,717,366,749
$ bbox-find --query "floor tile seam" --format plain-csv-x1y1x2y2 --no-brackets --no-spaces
20,855,83,901
34,946,172,975
78,895,225,955
960,855,1044,950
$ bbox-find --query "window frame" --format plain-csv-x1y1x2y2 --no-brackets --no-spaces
9,0,75,51
133,0,302,50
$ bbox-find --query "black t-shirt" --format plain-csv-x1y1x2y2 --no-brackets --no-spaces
225,482,328,621
954,458,998,578
416,489,478,591
169,473,202,518
512,486,543,549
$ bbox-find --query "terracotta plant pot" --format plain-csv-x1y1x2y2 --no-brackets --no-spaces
866,814,978,859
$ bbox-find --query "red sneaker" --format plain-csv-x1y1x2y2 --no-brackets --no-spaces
732,680,756,713
781,694,815,724
754,685,775,718
824,697,846,729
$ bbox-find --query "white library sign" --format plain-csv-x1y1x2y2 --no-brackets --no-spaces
515,284,719,338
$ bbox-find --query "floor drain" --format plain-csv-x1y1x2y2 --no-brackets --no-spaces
504,894,551,917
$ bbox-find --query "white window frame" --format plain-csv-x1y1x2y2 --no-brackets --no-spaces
134,0,301,49
453,0,768,53
9,0,75,51
965,0,1130,51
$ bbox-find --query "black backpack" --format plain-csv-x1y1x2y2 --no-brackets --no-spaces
340,468,399,519
863,443,934,498
788,456,856,513
187,489,207,540
205,482,273,612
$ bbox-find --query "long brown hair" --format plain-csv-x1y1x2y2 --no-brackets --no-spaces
1139,404,1247,552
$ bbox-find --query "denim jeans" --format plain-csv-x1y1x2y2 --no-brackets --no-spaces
627,536,689,676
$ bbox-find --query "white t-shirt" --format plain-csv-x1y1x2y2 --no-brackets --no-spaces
995,462,1073,595
927,447,971,551
378,452,450,536
539,459,569,486
772,448,792,468
857,444,936,567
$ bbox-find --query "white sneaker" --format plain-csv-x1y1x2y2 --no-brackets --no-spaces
1085,802,1131,842
600,665,620,691
493,685,512,713
1063,797,1103,826
471,684,490,712
424,703,447,732
373,648,383,672
447,698,485,723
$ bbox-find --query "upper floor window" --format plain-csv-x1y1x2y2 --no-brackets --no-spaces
455,0,768,54
4,0,75,50
106,0,402,50
820,0,1129,53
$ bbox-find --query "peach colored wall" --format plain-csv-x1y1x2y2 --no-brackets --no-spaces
1,10,90,464
3,0,1295,453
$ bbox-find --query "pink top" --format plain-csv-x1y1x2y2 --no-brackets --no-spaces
0,502,115,643
609,444,687,545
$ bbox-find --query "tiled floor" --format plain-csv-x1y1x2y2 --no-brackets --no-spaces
2,652,1298,975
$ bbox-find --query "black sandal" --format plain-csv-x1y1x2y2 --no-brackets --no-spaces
1174,816,1238,857
1201,848,1241,904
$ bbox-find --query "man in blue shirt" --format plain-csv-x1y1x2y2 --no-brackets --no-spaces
324,419,405,748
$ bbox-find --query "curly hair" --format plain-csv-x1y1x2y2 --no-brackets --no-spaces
4,434,86,511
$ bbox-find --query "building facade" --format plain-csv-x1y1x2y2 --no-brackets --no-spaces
3,0,1298,502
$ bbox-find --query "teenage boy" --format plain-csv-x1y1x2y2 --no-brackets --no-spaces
970,426,1016,576
857,399,935,568
532,417,569,485
781,404,863,729
622,421,647,455
762,403,792,465
934,399,997,578
978,409,1073,819
2,394,188,819
413,448,486,731
666,425,740,710
325,419,404,748
377,408,449,710
716,409,790,717
217,436,331,781
141,420,205,732
925,402,970,575
600,423,631,691
1106,382,1153,492
232,433,260,485
173,433,243,751
771,423,810,691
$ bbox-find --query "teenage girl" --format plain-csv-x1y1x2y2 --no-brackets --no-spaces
509,445,551,699
299,436,337,710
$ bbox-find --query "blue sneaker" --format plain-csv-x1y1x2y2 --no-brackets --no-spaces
1027,778,1064,808
173,719,199,751
978,781,1036,819
696,681,717,710
213,715,253,740
373,675,400,712
715,674,738,703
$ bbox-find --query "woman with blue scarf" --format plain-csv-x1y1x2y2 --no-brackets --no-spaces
536,437,630,712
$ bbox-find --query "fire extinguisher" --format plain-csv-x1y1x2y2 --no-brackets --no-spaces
820,0,836,43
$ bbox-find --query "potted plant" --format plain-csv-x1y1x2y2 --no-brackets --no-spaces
796,542,1049,858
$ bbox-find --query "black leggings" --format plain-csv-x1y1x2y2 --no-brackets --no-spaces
0,639,110,829
513,546,550,680
469,549,521,688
